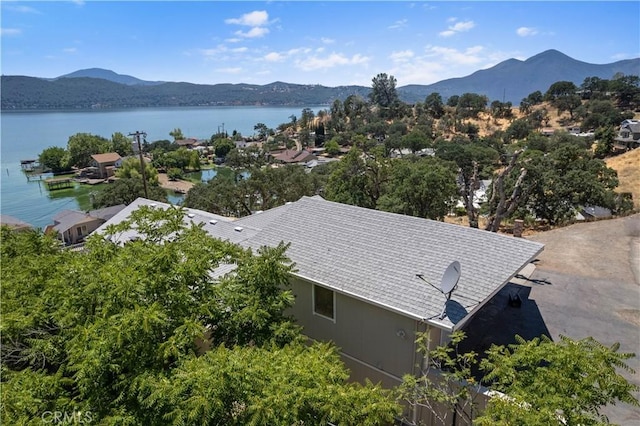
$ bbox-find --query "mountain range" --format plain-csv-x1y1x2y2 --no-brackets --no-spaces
2,50,638,110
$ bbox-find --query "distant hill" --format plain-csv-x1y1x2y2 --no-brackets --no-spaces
398,50,640,104
2,50,638,110
56,68,165,86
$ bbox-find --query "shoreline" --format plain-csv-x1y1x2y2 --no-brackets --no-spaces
157,173,195,194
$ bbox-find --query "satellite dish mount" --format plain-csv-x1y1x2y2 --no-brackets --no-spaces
416,261,461,320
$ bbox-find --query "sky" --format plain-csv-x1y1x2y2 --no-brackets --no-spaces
1,1,639,87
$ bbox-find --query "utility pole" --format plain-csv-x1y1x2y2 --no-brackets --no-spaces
128,131,148,199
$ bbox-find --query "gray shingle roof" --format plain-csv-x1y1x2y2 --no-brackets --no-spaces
96,196,544,330
235,197,544,329
51,210,94,233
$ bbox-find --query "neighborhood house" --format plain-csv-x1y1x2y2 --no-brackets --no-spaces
87,152,122,179
96,196,544,424
46,205,126,245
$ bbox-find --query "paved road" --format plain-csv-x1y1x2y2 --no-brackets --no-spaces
461,214,640,424
526,214,640,424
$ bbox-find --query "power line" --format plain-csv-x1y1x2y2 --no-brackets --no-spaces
128,131,148,199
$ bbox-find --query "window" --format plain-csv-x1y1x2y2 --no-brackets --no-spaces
313,285,334,320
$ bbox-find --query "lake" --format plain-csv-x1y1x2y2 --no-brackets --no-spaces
0,106,319,229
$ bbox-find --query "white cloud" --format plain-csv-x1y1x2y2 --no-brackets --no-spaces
71,0,85,6
197,45,228,56
388,19,408,30
424,45,485,66
296,52,370,71
516,27,538,37
231,47,248,53
264,52,285,62
235,27,269,38
439,19,474,37
389,50,414,62
63,47,78,54
215,67,243,74
1,28,22,36
225,11,269,27
611,52,635,60
4,5,41,14
439,30,456,38
321,37,335,44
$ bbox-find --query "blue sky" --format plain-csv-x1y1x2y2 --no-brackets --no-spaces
2,1,639,87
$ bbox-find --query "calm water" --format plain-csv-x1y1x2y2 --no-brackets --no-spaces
1,106,319,228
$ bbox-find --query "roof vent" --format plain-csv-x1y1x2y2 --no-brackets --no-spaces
234,226,243,232
285,202,293,205
150,203,157,207
187,213,195,218
209,219,218,225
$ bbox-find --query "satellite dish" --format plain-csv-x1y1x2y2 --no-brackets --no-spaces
440,261,461,295
416,260,462,321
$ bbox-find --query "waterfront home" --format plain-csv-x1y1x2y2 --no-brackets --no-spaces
89,152,123,179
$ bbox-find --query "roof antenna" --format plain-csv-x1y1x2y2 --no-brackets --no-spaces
416,261,461,320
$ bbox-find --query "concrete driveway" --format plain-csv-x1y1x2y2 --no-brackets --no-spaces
461,214,640,424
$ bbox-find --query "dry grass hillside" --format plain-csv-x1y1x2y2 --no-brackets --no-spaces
606,149,640,209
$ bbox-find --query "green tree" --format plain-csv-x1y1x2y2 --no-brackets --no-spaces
213,138,236,158
456,93,488,119
325,147,390,209
545,81,582,118
324,138,341,156
609,74,640,110
116,157,159,183
92,178,167,207
38,146,70,173
1,208,398,424
377,157,458,220
66,132,111,168
425,92,445,118
523,145,619,225
398,331,639,426
370,73,399,108
478,335,639,425
253,122,270,139
111,132,134,157
169,127,184,141
594,126,616,159
398,331,482,426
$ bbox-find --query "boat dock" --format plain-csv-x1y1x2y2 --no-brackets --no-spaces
45,178,74,191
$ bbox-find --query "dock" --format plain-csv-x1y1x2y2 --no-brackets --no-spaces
45,178,74,191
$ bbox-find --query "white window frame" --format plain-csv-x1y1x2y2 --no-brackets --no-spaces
312,284,336,322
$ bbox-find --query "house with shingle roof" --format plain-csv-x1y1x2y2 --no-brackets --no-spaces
0,215,33,232
90,152,122,179
270,149,316,164
96,196,544,421
45,205,126,245
615,119,640,150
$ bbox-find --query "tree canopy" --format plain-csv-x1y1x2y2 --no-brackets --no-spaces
1,208,398,424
